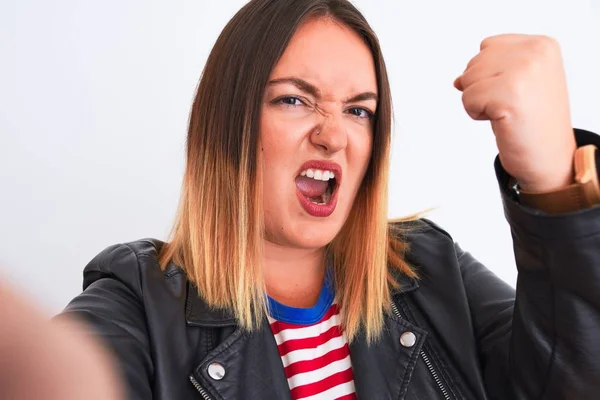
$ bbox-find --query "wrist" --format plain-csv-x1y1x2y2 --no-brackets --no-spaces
515,145,600,214
517,165,575,193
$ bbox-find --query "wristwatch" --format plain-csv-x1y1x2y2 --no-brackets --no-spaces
512,144,600,214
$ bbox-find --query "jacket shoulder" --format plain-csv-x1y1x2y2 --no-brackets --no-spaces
390,218,454,243
82,239,180,294
389,218,462,282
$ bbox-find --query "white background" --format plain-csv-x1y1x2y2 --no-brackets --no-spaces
1,0,599,314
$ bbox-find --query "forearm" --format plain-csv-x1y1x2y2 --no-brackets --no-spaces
492,130,600,398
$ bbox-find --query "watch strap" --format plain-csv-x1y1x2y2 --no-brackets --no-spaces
517,145,600,214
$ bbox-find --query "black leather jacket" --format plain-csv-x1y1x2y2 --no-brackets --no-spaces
63,129,600,399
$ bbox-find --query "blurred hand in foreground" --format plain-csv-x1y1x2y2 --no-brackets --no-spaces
0,281,123,400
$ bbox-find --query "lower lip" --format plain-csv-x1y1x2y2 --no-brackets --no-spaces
296,186,339,217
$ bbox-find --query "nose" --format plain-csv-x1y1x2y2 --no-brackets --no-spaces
310,114,347,154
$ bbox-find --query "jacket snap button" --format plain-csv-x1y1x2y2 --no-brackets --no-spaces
207,362,226,380
400,331,417,348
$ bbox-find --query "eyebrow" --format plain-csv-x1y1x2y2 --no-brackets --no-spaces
345,91,378,103
267,77,378,104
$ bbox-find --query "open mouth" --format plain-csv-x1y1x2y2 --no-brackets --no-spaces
298,169,337,205
294,163,341,217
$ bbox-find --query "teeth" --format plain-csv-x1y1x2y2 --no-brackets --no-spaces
299,168,336,182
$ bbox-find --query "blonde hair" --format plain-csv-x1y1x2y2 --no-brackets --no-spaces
159,0,422,342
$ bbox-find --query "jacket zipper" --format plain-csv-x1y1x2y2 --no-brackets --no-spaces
189,375,212,400
391,302,452,400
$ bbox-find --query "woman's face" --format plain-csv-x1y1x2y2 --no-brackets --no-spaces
260,17,377,250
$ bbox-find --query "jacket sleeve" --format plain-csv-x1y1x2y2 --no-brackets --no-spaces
461,128,600,399
60,244,153,400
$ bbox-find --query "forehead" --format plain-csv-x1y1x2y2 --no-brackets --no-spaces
270,17,377,96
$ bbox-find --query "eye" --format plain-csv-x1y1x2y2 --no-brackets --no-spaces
347,107,374,120
276,96,305,107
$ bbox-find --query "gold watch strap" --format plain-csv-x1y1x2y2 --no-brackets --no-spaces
517,145,600,214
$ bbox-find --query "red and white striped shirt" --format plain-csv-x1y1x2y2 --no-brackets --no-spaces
268,302,357,400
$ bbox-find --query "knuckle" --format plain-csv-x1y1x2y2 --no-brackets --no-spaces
480,36,494,49
521,55,539,73
539,34,558,46
529,35,559,55
467,50,485,70
466,57,476,70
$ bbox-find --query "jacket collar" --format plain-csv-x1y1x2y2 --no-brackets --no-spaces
185,272,419,327
391,269,420,294
185,282,238,327
185,273,421,400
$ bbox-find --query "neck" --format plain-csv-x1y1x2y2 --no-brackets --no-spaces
263,239,327,308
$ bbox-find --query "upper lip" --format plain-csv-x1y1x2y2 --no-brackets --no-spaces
296,160,342,184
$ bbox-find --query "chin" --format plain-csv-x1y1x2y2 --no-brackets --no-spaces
263,203,350,249
290,220,343,249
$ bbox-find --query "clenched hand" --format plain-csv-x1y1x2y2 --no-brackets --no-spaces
454,34,577,193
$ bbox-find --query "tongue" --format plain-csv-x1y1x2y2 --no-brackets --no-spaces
295,176,329,198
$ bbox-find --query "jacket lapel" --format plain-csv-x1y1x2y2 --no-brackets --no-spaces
350,312,427,400
183,248,481,400
186,284,291,399
190,322,292,400
349,275,423,399
403,233,486,399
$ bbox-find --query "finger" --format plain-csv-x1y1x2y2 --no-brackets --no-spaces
480,33,527,50
459,63,502,92
465,47,490,72
455,48,493,91
453,75,463,91
455,61,502,92
461,76,504,121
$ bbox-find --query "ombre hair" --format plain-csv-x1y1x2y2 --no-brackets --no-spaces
159,0,420,342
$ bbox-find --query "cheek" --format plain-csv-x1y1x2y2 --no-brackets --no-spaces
260,122,288,180
260,110,300,158
348,127,374,179
259,109,317,177
259,114,298,211
360,134,374,170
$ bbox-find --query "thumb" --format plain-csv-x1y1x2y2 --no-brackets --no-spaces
453,75,464,91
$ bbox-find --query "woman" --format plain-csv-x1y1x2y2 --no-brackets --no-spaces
63,0,600,399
